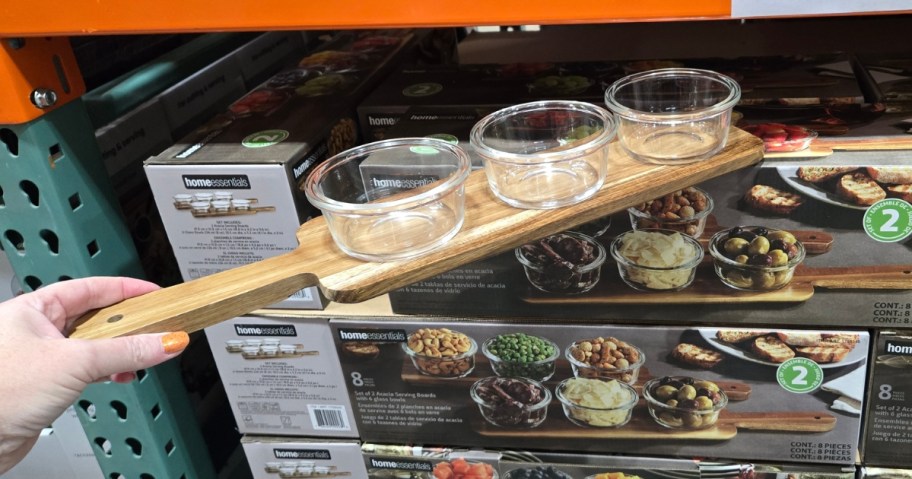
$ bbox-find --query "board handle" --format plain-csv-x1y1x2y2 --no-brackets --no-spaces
69,251,318,339
721,411,837,432
801,265,912,289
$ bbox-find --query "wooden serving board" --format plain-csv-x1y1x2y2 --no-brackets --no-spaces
475,407,835,440
401,359,752,401
69,130,763,339
523,262,912,305
763,135,912,159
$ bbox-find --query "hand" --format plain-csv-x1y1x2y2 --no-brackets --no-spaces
0,277,189,474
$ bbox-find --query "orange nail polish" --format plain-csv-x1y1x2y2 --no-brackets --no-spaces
161,332,190,354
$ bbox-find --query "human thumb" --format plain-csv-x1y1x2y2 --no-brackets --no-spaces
77,332,190,380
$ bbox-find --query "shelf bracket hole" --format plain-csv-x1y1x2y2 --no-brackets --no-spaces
78,399,96,420
165,439,175,455
59,275,72,281
19,180,39,206
150,403,161,419
125,437,143,457
94,437,113,457
0,185,5,207
4,230,24,253
69,192,82,210
39,229,58,254
0,129,17,157
48,143,63,166
111,400,128,420
137,369,148,382
24,276,42,290
86,239,99,257
140,474,156,479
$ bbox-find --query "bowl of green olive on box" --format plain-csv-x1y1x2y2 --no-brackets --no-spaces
482,333,561,382
643,376,727,430
708,226,805,291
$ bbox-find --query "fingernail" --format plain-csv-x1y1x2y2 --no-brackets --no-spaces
161,332,190,354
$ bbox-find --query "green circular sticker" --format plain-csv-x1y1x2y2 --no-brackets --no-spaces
402,82,443,97
426,133,459,145
241,129,289,148
409,146,440,155
777,357,824,393
863,198,912,243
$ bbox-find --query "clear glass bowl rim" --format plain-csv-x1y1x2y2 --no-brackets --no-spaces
627,187,716,223
515,231,608,274
610,228,705,271
604,68,742,122
708,226,806,272
554,377,639,412
642,376,729,414
481,334,562,366
303,137,471,215
470,100,617,165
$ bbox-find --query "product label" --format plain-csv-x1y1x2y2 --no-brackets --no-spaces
273,449,332,460
181,174,251,189
337,328,407,343
234,324,297,337
368,458,434,472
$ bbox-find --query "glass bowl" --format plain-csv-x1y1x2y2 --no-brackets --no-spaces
643,376,728,430
303,138,471,262
470,376,551,428
604,68,741,164
627,187,714,238
402,328,477,379
555,377,638,428
565,338,645,384
470,100,616,209
481,333,560,382
741,123,818,153
610,229,704,292
708,226,806,291
504,466,573,479
515,232,607,295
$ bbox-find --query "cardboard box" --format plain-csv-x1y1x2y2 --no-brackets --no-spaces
861,467,912,479
95,97,173,179
330,318,868,465
356,62,613,142
241,436,366,479
51,406,104,478
145,30,414,309
496,450,701,479
361,443,501,478
158,53,248,139
232,31,306,89
389,160,912,327
206,315,358,437
861,329,912,467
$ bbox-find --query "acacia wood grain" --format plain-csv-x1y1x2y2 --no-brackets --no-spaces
70,128,762,339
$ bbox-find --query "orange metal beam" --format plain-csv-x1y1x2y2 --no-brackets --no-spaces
0,37,85,124
0,0,730,36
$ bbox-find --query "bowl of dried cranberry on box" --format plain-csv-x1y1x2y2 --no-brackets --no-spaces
741,123,817,153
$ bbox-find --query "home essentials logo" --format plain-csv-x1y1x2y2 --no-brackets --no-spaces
369,175,439,190
292,141,329,180
182,174,251,189
234,324,297,337
369,458,433,472
885,340,912,355
337,328,407,343
273,449,331,460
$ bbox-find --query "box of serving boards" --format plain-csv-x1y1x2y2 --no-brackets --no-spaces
205,314,359,438
861,329,912,467
145,30,414,309
241,436,366,479
329,318,869,465
388,160,912,328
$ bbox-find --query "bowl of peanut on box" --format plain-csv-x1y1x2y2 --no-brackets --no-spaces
403,328,477,378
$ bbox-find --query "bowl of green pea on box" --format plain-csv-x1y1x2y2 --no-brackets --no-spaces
482,333,561,382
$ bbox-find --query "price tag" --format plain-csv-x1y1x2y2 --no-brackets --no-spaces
777,357,823,394
863,198,912,243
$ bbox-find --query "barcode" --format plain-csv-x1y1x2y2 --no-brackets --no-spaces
308,405,350,431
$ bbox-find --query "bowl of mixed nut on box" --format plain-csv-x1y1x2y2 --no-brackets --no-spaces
565,336,645,384
403,328,477,378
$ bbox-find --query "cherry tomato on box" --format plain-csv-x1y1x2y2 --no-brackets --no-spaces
433,458,496,479
742,122,817,153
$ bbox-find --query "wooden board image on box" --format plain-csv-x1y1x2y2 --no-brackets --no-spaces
330,319,868,465
388,162,912,328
